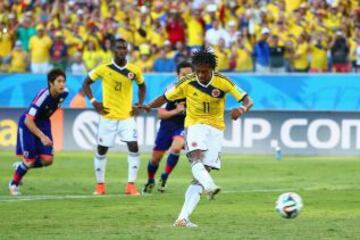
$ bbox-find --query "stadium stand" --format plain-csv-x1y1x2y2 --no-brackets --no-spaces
0,0,359,73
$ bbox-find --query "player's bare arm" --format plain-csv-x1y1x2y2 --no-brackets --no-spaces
230,95,254,120
158,101,185,120
82,76,109,115
143,95,168,112
132,83,146,116
24,116,53,146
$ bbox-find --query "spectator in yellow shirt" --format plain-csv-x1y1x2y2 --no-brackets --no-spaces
310,34,328,72
9,40,28,73
83,41,103,71
29,25,52,73
231,33,253,72
292,33,309,72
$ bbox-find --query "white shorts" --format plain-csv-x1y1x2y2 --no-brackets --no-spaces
97,116,138,147
186,124,223,169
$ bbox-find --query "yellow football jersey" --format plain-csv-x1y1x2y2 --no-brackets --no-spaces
89,61,145,120
165,73,247,130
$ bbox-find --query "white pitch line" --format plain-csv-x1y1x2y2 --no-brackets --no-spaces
0,187,355,202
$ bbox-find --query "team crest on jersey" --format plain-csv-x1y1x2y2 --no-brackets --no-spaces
211,88,221,98
191,142,198,147
128,72,134,79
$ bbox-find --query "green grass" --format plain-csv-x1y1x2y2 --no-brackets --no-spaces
1,151,360,240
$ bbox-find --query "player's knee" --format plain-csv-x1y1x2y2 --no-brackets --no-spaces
97,145,108,155
187,150,203,163
170,146,182,154
40,156,54,166
127,141,138,153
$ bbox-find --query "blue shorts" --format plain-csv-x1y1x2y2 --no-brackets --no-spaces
153,127,185,151
16,123,53,160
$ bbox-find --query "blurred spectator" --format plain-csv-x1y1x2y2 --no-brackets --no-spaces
355,38,360,72
50,31,68,71
310,34,328,72
185,8,205,50
134,43,153,72
214,38,231,72
205,19,231,48
148,21,167,47
29,25,52,73
70,52,87,75
153,48,176,72
164,40,175,59
82,41,103,71
292,33,309,72
166,11,186,46
101,38,113,63
269,35,286,73
330,30,350,72
9,40,28,73
174,41,190,64
231,33,253,72
0,21,14,71
253,27,270,73
16,16,36,51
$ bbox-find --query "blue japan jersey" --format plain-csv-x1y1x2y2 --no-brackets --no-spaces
16,87,68,159
19,87,68,127
154,82,186,151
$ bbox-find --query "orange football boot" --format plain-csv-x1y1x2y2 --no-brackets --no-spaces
125,182,140,196
93,183,106,195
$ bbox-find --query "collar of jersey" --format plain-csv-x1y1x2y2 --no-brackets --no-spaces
196,73,213,88
112,59,127,70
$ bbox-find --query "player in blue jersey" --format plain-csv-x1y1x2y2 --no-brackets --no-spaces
8,68,68,196
142,62,193,194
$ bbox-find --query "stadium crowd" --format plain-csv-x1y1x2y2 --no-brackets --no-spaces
0,0,359,74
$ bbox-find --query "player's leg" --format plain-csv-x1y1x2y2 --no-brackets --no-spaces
93,116,117,195
143,127,172,193
174,180,202,228
9,126,37,195
159,130,185,192
186,125,218,192
120,118,140,195
201,126,223,199
143,150,165,193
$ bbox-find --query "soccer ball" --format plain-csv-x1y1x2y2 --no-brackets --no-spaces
275,192,303,219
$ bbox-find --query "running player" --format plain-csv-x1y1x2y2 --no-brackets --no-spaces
143,49,253,227
8,68,68,196
83,38,146,196
143,61,193,194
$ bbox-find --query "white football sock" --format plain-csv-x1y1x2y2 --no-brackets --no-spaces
94,153,107,183
178,184,203,220
191,162,216,191
128,152,140,182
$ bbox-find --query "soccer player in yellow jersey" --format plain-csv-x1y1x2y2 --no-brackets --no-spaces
143,49,253,227
83,38,146,196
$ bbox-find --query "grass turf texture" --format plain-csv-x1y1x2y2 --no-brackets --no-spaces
1,151,360,240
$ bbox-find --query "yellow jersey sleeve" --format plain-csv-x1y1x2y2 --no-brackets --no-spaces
228,83,247,102
133,66,145,85
164,82,186,101
88,64,105,81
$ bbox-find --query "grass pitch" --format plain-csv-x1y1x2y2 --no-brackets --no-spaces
0,151,360,240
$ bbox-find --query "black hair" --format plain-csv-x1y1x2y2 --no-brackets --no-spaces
191,48,217,70
114,38,127,45
47,68,66,87
176,61,193,74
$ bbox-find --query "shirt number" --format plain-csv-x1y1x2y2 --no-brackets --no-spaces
203,102,210,113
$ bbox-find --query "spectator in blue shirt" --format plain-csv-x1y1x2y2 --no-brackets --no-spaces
254,28,270,73
153,48,176,72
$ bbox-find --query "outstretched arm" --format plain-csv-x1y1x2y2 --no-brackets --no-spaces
230,95,254,120
143,95,168,112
